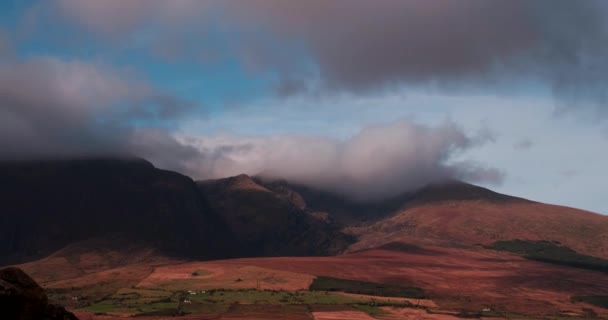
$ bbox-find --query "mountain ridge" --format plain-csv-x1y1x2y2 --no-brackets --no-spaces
2,157,607,266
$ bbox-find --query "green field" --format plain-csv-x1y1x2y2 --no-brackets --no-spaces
77,287,412,317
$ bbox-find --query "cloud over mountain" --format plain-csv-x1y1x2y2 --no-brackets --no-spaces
0,55,194,163
178,120,503,200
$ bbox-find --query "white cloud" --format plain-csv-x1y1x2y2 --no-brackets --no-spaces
176,119,501,200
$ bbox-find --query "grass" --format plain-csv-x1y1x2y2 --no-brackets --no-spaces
309,276,426,299
188,288,361,305
352,304,387,316
78,287,180,315
112,288,173,304
141,278,203,291
77,287,377,317
487,240,608,273
79,303,127,314
571,295,608,309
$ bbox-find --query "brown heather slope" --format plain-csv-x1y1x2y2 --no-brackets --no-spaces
15,243,608,318
214,247,608,317
347,197,608,259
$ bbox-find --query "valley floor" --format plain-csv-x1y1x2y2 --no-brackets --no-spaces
17,245,608,320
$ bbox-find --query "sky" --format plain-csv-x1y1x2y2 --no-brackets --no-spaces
1,0,607,213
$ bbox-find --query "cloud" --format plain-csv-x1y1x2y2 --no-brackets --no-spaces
49,0,211,39
0,53,501,200
0,55,194,165
559,170,578,179
0,30,14,60
176,120,503,200
32,0,608,114
227,1,608,109
513,138,534,150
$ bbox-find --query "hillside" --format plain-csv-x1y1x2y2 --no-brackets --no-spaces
252,178,608,258
253,177,408,225
198,174,354,257
3,162,608,319
2,158,607,265
347,193,608,258
0,158,235,265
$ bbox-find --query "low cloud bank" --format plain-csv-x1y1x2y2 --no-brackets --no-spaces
177,120,503,200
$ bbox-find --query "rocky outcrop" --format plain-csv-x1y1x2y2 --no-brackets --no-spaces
0,267,77,320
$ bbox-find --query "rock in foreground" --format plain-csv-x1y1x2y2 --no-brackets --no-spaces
0,267,77,320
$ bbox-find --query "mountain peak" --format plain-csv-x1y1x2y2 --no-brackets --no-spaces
200,174,271,193
407,180,531,206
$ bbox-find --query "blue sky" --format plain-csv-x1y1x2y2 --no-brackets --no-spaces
1,1,607,213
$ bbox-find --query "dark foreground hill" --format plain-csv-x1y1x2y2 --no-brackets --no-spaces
0,158,234,264
0,158,354,264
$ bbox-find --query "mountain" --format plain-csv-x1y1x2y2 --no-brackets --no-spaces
347,182,608,258
252,177,408,225
253,178,608,258
2,157,607,266
0,159,354,265
0,158,234,265
3,160,608,319
198,174,354,257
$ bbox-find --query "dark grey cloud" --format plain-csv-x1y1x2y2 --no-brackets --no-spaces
227,0,608,108
0,56,198,170
36,0,608,113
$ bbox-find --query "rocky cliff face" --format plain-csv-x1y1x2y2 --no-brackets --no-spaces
0,267,77,320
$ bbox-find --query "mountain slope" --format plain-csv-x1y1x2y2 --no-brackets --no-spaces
0,158,234,265
251,179,608,259
198,174,354,257
253,177,409,225
2,158,607,266
347,184,608,258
